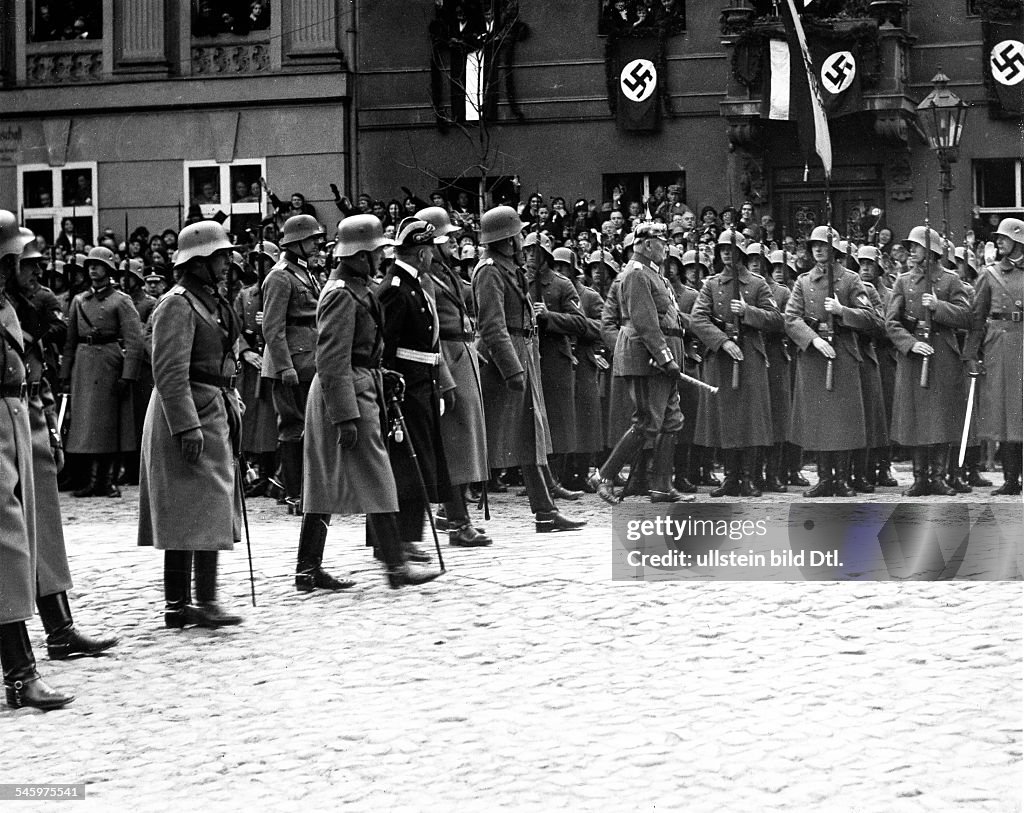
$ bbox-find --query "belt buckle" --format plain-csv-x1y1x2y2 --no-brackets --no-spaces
85,335,95,346
227,374,238,389
1012,312,1022,323
19,382,27,400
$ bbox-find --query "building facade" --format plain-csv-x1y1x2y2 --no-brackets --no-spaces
0,0,353,247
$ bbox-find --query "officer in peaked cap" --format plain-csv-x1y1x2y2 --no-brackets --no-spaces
963,217,1024,495
885,225,971,496
299,214,438,588
261,213,325,514
472,206,586,532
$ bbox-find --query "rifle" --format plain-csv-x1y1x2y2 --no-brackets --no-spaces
821,193,836,391
919,201,933,389
728,230,741,390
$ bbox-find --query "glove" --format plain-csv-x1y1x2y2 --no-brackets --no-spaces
52,445,65,473
442,390,456,415
59,378,71,394
281,368,300,387
330,183,341,201
506,372,526,392
382,369,405,402
966,359,984,377
179,427,204,464
337,420,358,449
660,359,681,377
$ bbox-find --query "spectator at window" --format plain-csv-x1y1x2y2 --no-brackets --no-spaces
56,218,77,255
232,179,257,203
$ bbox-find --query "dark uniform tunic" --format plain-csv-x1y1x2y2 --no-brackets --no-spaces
429,257,488,485
857,283,891,449
885,262,971,446
234,284,278,455
785,263,877,451
762,277,791,444
138,278,242,551
964,256,1024,442
60,285,144,454
473,251,552,468
529,266,587,454
377,259,453,505
261,253,320,441
303,269,399,515
0,296,36,624
690,265,781,448
573,280,606,454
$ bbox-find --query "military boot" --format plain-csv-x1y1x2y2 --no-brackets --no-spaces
803,453,833,498
902,447,930,497
190,551,243,627
709,450,741,497
851,448,875,493
163,550,193,629
763,443,788,493
672,440,697,493
874,448,898,487
37,591,118,660
738,448,762,497
945,445,972,494
650,433,694,503
832,451,857,497
296,513,356,592
72,457,98,498
993,442,1023,496
786,443,810,486
1,622,74,710
927,444,957,496
964,446,992,487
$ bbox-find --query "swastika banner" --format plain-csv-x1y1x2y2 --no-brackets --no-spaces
812,42,862,117
615,37,660,132
984,19,1024,118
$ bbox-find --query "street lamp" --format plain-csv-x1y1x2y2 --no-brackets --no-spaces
916,69,969,238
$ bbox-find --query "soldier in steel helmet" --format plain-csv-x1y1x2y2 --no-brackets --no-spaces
885,225,971,497
299,215,439,589
261,213,326,514
139,220,246,629
0,211,74,710
963,217,1024,495
473,206,586,532
59,245,145,498
414,206,491,547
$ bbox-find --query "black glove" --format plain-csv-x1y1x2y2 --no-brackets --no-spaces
660,359,681,377
506,372,526,392
382,369,405,402
336,420,358,449
965,359,984,378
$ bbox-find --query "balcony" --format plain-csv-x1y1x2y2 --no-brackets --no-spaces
24,39,103,86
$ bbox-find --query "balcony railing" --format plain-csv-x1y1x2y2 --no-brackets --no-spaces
25,40,103,86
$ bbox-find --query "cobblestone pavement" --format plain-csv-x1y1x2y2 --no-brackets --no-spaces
2,462,1021,812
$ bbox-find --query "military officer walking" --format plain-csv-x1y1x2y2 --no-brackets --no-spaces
262,214,325,513
473,206,585,532
885,226,971,496
964,217,1024,495
139,222,245,629
60,246,144,498
0,211,73,709
299,215,439,588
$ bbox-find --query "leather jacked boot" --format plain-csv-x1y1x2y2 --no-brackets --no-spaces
964,446,992,487
803,453,833,498
650,433,694,503
832,450,857,497
449,523,493,546
370,512,442,587
37,591,118,660
278,440,304,514
927,444,957,496
737,448,762,497
786,443,810,487
875,448,898,487
903,447,931,497
164,550,193,629
535,510,587,533
1,621,74,710
763,443,788,493
672,441,697,493
296,513,356,592
993,442,1023,496
709,450,741,497
588,470,619,505
751,446,767,492
190,551,242,627
850,449,875,493
72,457,98,498
94,455,121,498
698,447,721,486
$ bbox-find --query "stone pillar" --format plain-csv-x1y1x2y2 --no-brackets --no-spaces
113,0,170,75
282,0,344,67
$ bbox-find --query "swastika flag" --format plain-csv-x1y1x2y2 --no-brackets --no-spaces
615,37,660,132
812,43,862,117
984,18,1024,118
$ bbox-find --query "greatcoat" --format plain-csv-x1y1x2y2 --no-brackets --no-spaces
138,276,242,551
690,264,782,448
0,296,36,624
573,280,606,454
60,285,144,453
856,282,891,449
234,284,279,454
303,267,399,514
472,250,552,468
885,263,971,446
600,277,632,448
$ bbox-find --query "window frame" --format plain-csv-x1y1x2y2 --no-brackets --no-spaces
973,157,1024,215
183,158,267,235
17,160,99,249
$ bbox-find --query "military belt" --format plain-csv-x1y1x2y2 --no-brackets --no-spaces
351,354,381,369
286,316,316,327
507,326,536,339
83,334,120,345
440,331,476,342
0,383,28,399
190,369,238,389
989,312,1023,323
663,328,685,338
395,348,441,365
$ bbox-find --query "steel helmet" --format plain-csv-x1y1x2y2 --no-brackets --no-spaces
121,257,146,281
86,246,119,274
230,250,245,270
666,244,685,264
716,228,743,247
744,241,765,258
414,206,461,240
857,245,881,264
808,225,842,249
334,214,394,257
19,238,44,262
904,225,943,256
522,231,554,259
173,221,234,267
552,246,579,273
769,249,798,275
681,249,709,271
586,249,620,274
280,214,324,246
953,246,978,267
995,217,1024,245
479,206,525,245
248,240,280,266
0,210,34,260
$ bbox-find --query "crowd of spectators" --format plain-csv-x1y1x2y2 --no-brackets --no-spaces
30,1,101,42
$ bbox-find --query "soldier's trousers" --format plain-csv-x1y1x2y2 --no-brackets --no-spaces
627,375,683,440
272,380,311,443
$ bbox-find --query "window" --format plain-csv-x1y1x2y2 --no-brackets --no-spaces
192,1,271,38
599,0,686,37
17,162,98,254
602,171,687,214
28,1,102,42
183,159,266,241
974,158,1024,214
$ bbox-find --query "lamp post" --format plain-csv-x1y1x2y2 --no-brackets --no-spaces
916,70,969,247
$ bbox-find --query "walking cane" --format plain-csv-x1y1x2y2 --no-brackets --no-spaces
389,396,446,573
235,460,258,607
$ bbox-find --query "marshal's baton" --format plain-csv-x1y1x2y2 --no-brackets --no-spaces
958,375,977,468
679,371,718,395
